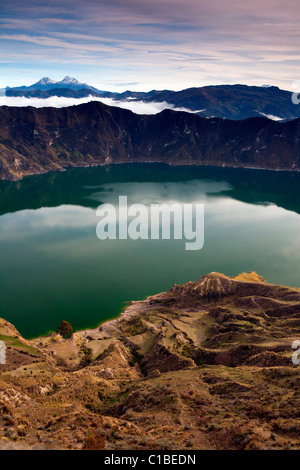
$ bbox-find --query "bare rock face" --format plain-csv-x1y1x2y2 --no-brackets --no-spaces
172,272,238,298
91,340,142,380
0,101,300,181
0,271,300,450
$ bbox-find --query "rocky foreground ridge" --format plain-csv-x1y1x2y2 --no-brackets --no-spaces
0,101,300,181
0,272,299,450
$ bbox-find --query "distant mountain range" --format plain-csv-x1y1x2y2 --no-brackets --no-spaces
6,76,104,94
0,100,299,181
122,85,299,121
3,77,300,121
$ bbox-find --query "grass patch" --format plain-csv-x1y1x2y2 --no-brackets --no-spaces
0,334,40,355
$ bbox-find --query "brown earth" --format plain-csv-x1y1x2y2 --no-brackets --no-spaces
0,271,299,450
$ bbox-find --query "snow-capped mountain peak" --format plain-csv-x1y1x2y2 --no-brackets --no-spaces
36,77,57,85
60,76,81,85
6,76,104,94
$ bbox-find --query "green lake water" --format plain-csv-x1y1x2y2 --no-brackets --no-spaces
1,163,300,338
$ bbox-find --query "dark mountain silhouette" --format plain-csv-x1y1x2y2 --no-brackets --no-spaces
127,84,300,121
5,79,300,121
0,100,299,181
6,87,100,98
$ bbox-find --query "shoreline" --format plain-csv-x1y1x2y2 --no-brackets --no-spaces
2,159,300,183
30,272,297,344
27,300,133,342
28,296,158,355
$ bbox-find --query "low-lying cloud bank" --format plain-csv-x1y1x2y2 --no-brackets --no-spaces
0,95,195,115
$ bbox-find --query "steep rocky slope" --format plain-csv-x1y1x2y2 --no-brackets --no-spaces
0,272,299,450
0,101,300,181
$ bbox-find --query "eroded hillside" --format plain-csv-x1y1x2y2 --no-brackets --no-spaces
0,272,299,450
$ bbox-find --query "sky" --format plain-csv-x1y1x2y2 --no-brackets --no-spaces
1,0,300,92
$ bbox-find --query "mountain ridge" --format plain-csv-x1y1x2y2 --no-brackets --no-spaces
5,79,300,121
0,100,300,181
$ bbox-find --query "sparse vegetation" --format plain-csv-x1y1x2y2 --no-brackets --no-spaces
80,345,93,367
0,272,299,450
82,432,105,450
56,320,73,339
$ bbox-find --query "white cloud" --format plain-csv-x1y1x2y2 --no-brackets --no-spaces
258,112,283,121
88,180,231,206
0,95,196,115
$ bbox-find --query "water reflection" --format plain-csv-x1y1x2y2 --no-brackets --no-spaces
1,163,300,338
